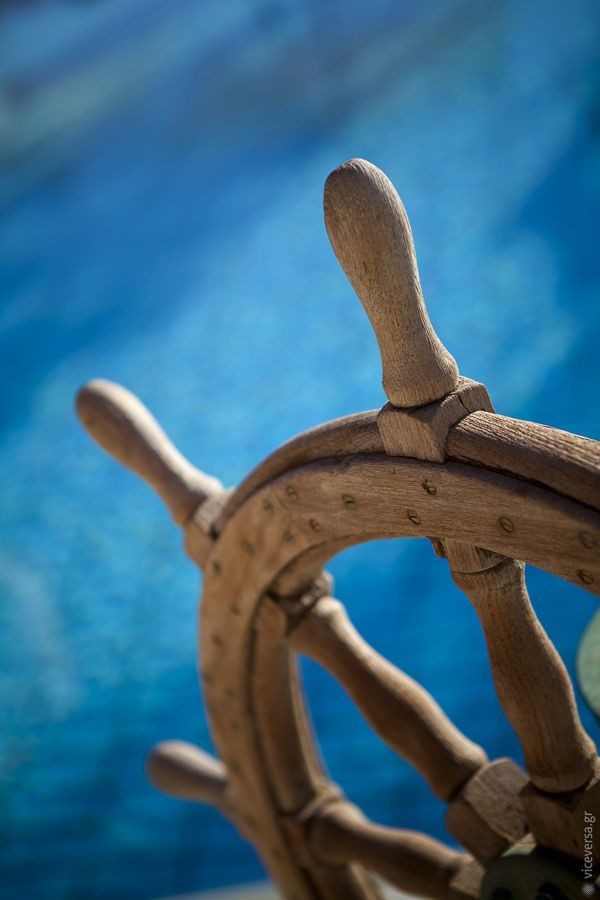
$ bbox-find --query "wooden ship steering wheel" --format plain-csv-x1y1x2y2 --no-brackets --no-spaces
76,159,600,900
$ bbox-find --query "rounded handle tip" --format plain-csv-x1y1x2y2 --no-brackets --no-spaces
76,379,222,524
324,158,459,408
146,740,229,808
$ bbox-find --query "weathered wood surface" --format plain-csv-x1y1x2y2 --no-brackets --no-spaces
377,378,493,463
453,559,597,793
282,594,487,801
76,157,600,900
218,409,600,530
77,386,600,895
445,759,528,864
305,801,471,899
447,411,600,512
76,379,223,524
198,456,599,896
216,411,384,530
324,158,459,408
520,759,600,864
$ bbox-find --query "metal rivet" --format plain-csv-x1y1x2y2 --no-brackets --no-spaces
342,494,356,508
422,479,437,495
242,540,254,555
211,559,221,575
407,509,421,525
499,516,514,533
579,570,594,585
309,518,321,532
262,498,273,512
283,530,295,544
286,485,298,499
580,531,597,549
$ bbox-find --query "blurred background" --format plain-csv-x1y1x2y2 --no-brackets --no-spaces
1,0,600,898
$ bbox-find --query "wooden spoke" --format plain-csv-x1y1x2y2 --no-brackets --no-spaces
452,559,597,793
305,800,479,899
147,740,232,812
285,594,487,801
447,411,600,512
324,158,459,408
76,379,223,525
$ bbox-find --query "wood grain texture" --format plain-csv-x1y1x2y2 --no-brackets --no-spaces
200,484,383,899
216,410,384,531
267,455,600,595
216,408,600,543
447,411,600,511
377,378,493,462
520,758,600,863
198,449,599,896
448,857,484,900
251,598,332,816
324,159,459,408
287,595,487,801
306,800,466,899
453,559,597,793
76,380,223,524
445,759,528,864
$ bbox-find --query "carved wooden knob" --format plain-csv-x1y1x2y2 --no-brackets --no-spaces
76,379,222,525
147,740,232,812
324,158,459,408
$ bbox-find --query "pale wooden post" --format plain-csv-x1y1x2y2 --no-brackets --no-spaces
324,158,459,408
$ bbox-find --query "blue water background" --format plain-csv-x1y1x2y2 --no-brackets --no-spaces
1,1,600,897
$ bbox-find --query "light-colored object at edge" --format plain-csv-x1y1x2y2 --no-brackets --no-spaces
577,609,600,721
77,158,599,900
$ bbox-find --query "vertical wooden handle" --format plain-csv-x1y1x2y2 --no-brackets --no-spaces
324,158,459,408
453,559,597,792
76,379,222,525
288,596,487,800
307,801,464,899
146,741,231,811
